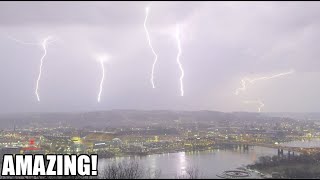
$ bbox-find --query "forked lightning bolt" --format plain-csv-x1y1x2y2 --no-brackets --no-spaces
176,25,184,96
144,6,158,89
235,69,294,95
243,100,265,112
35,36,54,102
8,36,39,45
8,36,54,102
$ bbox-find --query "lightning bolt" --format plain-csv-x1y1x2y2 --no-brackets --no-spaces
144,6,158,89
8,35,54,102
235,69,294,95
176,25,184,96
243,100,265,112
97,57,106,103
35,36,53,102
8,36,39,46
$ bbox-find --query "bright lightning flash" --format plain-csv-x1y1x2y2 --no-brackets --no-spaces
243,100,265,112
97,56,108,103
176,25,184,96
144,6,158,89
8,35,55,102
35,36,54,102
235,69,294,95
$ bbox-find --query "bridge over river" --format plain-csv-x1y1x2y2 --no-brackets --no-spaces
216,140,320,155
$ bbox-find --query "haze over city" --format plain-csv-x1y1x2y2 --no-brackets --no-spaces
1,1,320,113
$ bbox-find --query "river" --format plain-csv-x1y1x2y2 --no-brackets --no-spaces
98,146,277,178
99,138,320,178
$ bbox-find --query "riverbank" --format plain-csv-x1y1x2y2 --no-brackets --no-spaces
98,146,259,159
96,145,237,159
247,152,320,179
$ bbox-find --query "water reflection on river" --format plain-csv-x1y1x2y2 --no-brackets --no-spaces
99,138,320,178
99,146,277,178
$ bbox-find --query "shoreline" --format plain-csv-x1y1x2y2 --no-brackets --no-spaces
96,146,220,159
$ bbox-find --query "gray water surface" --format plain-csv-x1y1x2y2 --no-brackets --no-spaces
99,146,277,178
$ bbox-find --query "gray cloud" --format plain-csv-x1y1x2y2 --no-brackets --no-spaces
0,1,320,113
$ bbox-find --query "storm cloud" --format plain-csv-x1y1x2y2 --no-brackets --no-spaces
0,1,320,113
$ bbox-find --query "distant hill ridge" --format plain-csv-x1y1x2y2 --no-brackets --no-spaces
0,110,301,129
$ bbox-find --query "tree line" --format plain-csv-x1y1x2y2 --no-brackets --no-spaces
0,160,204,179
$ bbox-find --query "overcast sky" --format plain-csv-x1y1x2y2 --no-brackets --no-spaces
0,1,320,113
